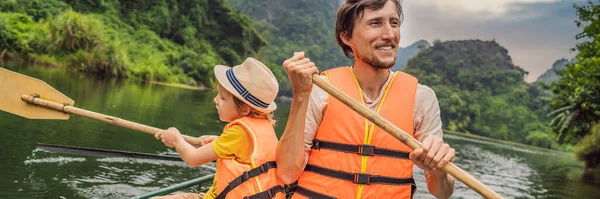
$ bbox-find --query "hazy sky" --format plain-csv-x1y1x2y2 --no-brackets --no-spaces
399,0,585,82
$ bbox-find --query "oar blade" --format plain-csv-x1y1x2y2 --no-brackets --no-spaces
0,67,74,119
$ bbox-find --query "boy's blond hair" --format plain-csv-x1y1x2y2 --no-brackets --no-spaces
217,83,276,125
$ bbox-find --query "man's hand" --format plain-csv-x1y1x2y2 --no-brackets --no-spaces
155,127,184,148
409,136,456,177
282,52,319,96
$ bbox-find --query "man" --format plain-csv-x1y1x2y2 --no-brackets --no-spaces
277,0,456,198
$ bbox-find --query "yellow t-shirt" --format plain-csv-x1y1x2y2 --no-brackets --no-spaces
204,124,253,199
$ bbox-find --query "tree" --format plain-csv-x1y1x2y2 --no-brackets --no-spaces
548,0,600,174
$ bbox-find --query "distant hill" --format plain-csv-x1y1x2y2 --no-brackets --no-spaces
405,39,527,91
392,40,430,71
226,0,349,69
225,0,349,95
403,39,554,148
536,58,576,84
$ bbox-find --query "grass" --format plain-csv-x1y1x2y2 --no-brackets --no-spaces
150,81,206,91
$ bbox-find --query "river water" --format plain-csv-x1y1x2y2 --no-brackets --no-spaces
0,65,598,198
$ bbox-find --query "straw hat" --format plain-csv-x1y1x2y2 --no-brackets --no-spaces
214,57,278,113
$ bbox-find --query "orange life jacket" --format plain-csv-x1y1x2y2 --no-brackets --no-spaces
291,67,418,199
215,117,285,199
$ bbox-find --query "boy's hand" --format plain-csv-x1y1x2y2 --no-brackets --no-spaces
199,135,219,146
155,127,183,148
282,52,319,96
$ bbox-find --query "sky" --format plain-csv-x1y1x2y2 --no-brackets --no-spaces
399,0,586,82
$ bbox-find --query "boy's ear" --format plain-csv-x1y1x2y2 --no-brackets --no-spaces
240,103,252,116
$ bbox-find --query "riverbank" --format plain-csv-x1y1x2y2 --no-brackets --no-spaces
150,81,206,91
444,130,573,155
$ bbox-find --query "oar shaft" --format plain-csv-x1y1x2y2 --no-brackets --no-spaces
311,74,503,199
37,143,183,161
21,94,203,146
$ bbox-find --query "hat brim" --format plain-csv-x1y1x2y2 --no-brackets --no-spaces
214,64,277,113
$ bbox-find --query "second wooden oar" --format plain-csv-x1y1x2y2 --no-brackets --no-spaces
311,74,503,199
36,143,183,162
0,68,203,145
133,174,216,199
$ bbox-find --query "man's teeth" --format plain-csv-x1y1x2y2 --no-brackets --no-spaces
376,46,393,50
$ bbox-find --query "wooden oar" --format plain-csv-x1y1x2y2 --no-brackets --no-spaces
134,174,216,199
0,68,203,146
311,74,503,199
36,143,183,162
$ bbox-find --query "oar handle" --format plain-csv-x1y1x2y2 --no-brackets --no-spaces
21,94,203,146
311,74,503,199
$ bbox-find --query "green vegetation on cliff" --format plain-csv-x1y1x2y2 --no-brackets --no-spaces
404,40,557,149
0,0,266,86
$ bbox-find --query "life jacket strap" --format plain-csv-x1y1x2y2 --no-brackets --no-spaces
244,185,285,199
287,183,337,199
304,164,415,185
312,139,410,159
215,161,277,199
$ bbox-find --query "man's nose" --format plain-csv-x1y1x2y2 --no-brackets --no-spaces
381,23,396,40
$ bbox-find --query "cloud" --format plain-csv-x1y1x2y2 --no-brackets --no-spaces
400,0,585,82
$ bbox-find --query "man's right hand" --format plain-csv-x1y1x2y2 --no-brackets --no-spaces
282,52,319,96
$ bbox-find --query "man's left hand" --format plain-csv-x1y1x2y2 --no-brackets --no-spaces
409,136,455,177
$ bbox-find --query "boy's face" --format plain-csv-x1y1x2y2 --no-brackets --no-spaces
214,85,242,122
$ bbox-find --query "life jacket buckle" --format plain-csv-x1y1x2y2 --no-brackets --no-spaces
353,173,371,184
241,171,250,182
267,188,277,198
283,181,297,195
312,140,321,150
260,163,271,173
358,144,374,156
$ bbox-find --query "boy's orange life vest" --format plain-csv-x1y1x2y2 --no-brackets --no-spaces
214,117,285,199
292,67,418,199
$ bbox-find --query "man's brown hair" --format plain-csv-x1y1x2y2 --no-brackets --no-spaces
335,0,404,58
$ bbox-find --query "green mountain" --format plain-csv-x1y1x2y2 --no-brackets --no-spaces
392,39,430,71
1,0,265,86
225,0,353,95
404,39,556,148
226,0,350,68
536,58,576,84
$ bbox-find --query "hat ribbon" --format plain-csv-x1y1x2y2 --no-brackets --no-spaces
226,69,270,109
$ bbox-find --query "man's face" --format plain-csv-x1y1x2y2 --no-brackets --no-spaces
344,0,401,69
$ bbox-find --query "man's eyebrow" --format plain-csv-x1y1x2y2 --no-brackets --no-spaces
362,15,400,22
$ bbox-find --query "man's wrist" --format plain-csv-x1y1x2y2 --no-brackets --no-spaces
292,92,311,102
429,169,449,180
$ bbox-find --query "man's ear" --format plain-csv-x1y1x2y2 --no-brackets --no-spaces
340,31,351,46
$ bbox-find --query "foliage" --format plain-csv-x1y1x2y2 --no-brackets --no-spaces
0,0,267,86
0,12,47,54
573,124,600,169
226,0,351,95
0,0,69,20
548,1,600,145
404,40,557,148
